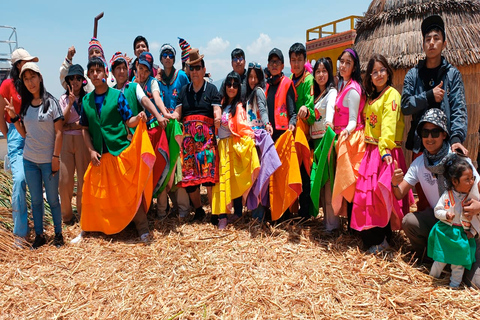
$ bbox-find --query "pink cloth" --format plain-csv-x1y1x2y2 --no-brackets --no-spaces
351,144,414,231
59,94,82,136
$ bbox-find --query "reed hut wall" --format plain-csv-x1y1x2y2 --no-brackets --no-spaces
354,0,480,166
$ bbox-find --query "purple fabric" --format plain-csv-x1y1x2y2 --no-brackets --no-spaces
246,129,282,209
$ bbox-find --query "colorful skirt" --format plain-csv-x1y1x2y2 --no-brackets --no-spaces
148,126,170,196
179,115,218,187
81,121,155,235
332,129,365,217
351,144,414,231
212,136,260,215
246,129,282,210
428,222,476,269
156,119,183,195
270,130,302,221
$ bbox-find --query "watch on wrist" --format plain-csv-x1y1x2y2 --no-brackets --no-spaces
11,115,20,123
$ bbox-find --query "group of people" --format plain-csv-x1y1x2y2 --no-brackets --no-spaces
0,15,479,288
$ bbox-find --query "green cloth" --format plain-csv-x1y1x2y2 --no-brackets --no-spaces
428,222,476,269
120,83,143,135
291,71,315,125
82,87,129,156
155,119,183,196
310,127,336,216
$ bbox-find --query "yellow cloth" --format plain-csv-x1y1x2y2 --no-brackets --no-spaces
270,130,302,221
212,135,260,215
363,86,404,156
332,129,365,216
81,122,156,235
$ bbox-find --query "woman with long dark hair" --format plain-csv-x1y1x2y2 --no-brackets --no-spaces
0,49,38,242
58,64,89,225
211,71,260,229
4,62,64,248
310,58,338,232
331,48,366,223
351,54,413,253
245,62,273,135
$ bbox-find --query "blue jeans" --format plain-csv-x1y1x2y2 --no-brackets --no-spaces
7,124,28,237
23,158,62,235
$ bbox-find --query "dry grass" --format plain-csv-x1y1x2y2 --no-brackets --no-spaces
1,206,479,319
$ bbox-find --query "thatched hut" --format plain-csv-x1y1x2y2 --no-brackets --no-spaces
354,0,480,164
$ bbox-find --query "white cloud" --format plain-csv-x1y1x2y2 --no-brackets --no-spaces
150,41,161,53
203,58,231,84
246,33,272,56
201,37,230,56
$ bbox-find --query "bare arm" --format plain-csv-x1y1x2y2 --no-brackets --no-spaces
0,94,9,137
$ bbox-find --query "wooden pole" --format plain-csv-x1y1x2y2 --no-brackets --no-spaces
93,12,104,38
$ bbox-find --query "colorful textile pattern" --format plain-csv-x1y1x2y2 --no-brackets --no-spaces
295,119,312,175
332,130,366,216
179,115,218,187
310,127,336,216
81,122,155,235
428,223,476,269
147,126,170,196
156,119,183,195
246,129,282,210
212,136,260,215
351,144,414,231
269,130,302,221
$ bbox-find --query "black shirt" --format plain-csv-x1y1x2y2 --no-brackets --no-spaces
419,64,442,109
176,81,221,119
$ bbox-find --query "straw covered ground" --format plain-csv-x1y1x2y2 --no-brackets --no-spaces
1,203,480,320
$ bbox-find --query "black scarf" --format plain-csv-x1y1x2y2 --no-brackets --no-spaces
423,141,450,195
161,67,176,85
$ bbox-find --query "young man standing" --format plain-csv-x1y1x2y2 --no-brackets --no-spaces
219,48,247,100
289,43,315,218
392,109,480,287
401,15,468,211
78,57,154,242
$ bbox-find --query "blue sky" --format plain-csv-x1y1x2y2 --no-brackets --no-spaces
3,0,371,97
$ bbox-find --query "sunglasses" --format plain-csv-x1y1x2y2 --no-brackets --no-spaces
68,75,83,82
189,65,202,71
226,82,239,89
232,57,244,63
420,128,443,138
162,53,174,59
248,62,261,70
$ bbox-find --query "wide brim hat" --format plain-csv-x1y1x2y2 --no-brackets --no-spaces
416,108,449,137
186,48,204,65
11,48,39,65
20,62,41,77
65,64,86,82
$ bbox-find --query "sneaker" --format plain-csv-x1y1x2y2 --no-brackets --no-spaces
70,231,85,244
193,207,206,221
227,213,242,224
32,234,46,249
218,218,228,230
53,233,64,248
140,233,151,243
367,238,390,254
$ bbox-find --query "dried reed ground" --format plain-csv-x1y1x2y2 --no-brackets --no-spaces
1,206,480,319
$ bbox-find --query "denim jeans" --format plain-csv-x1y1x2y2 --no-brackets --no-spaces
23,158,62,235
7,124,28,237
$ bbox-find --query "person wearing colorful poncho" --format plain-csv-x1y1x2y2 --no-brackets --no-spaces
76,57,155,242
289,43,315,219
212,71,260,229
175,48,222,221
309,58,338,232
331,48,366,224
351,54,413,254
155,44,190,220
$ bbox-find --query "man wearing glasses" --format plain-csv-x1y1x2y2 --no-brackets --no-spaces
174,48,221,222
401,15,468,211
391,108,480,287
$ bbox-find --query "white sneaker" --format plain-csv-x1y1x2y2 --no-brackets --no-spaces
70,231,85,244
367,238,390,254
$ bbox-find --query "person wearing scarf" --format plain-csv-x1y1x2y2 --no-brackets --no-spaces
391,108,480,288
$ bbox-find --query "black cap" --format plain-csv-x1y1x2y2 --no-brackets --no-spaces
65,64,85,81
421,15,445,40
268,48,284,64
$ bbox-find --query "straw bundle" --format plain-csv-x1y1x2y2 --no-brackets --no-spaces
0,213,479,319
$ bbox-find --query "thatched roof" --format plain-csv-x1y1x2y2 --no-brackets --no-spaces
354,0,480,69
